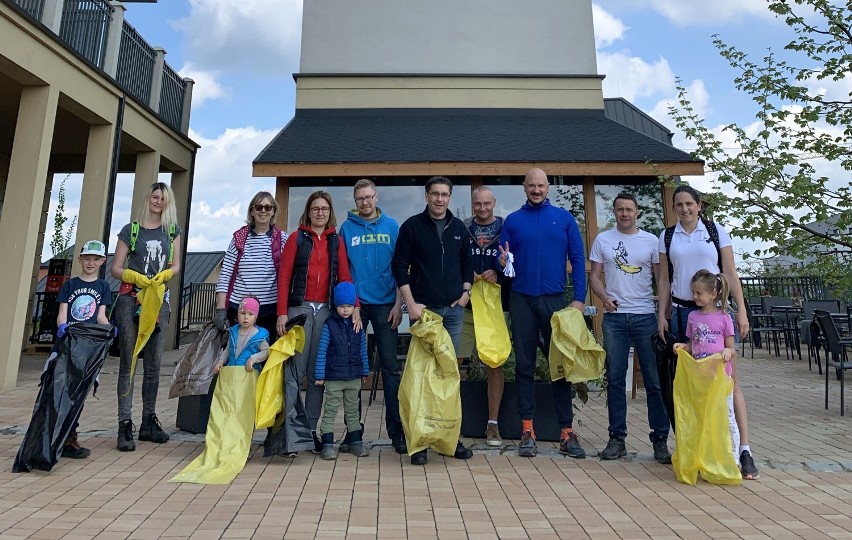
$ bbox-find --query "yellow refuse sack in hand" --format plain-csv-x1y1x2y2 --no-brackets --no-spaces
470,280,511,368
672,349,741,486
255,327,305,429
548,307,605,382
126,278,166,393
169,366,257,484
398,309,461,456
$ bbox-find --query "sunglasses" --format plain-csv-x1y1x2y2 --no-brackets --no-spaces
254,204,274,212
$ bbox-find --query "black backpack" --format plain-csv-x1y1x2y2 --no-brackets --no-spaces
663,216,722,284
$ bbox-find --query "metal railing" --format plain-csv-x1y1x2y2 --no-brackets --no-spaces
11,0,44,19
115,20,154,105
159,62,185,132
740,276,826,301
59,0,111,69
180,282,217,330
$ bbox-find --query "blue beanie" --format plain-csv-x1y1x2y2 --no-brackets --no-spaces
333,282,357,307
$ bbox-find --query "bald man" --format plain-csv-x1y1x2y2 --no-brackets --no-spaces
499,168,587,459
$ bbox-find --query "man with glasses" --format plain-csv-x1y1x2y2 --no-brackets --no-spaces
392,176,475,465
498,168,587,459
339,179,407,454
589,192,671,464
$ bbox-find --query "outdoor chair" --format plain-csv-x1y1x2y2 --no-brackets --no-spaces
744,302,785,359
802,300,841,369
813,310,852,416
761,297,797,360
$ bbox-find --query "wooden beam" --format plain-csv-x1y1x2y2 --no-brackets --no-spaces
252,161,705,179
275,177,290,231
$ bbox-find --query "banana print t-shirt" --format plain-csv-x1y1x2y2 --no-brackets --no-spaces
590,228,659,314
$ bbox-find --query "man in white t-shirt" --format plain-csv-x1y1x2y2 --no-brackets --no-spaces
590,192,671,464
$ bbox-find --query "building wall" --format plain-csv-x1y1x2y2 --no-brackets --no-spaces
300,0,597,76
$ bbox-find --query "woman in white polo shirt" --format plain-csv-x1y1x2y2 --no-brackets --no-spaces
657,184,759,480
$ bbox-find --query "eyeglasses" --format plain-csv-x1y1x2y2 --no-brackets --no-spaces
428,191,451,199
253,204,274,213
355,194,375,204
310,207,331,215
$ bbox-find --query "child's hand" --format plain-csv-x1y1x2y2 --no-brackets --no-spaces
721,348,733,362
673,343,686,351
213,360,224,374
315,380,324,386
246,358,255,371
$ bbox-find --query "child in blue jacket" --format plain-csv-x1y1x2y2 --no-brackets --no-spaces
315,282,369,460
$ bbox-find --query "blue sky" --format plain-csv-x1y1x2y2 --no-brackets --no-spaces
44,0,830,265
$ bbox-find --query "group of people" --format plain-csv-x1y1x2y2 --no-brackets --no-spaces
45,171,759,481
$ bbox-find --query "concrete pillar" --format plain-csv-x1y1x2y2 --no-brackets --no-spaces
103,2,127,78
130,151,160,220
148,47,166,112
23,173,55,350
275,177,290,231
180,77,194,135
165,169,191,349
41,0,65,34
0,85,59,392
73,124,115,275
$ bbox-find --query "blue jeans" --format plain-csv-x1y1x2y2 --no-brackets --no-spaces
360,303,402,438
603,312,669,442
509,291,574,428
426,305,464,353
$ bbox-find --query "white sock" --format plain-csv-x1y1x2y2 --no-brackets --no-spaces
740,445,751,454
487,420,498,425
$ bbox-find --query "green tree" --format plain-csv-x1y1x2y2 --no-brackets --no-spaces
50,175,77,259
668,0,852,294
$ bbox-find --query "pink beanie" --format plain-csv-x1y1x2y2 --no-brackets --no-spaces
240,297,260,316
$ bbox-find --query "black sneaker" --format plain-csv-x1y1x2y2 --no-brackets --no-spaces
653,440,672,464
117,420,136,452
61,436,91,459
453,441,472,460
391,432,407,454
740,450,760,480
311,431,323,455
518,430,537,458
410,449,427,465
599,438,626,460
139,414,169,443
559,431,586,459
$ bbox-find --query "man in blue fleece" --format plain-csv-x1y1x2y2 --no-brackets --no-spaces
339,179,406,454
499,168,587,459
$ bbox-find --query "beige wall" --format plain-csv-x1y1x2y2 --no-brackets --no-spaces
295,76,604,110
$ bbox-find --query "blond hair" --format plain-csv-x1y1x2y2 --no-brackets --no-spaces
691,269,730,312
137,182,178,231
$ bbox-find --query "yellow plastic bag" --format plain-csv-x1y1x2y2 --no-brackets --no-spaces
672,349,742,486
470,280,511,368
125,279,166,393
255,327,305,429
548,307,605,382
169,366,257,484
398,309,461,456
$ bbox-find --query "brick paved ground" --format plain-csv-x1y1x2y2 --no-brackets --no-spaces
0,343,850,539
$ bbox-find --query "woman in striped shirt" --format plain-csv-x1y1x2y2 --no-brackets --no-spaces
214,191,287,341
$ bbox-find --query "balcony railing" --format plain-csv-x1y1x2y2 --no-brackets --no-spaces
8,0,191,135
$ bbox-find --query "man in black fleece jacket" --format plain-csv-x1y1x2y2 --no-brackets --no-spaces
392,176,475,466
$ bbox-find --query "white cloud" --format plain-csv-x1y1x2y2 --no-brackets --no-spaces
178,62,229,106
647,0,771,25
598,51,675,102
172,0,303,73
592,4,627,48
647,79,710,136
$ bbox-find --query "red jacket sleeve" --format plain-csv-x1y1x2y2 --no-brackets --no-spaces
277,233,299,316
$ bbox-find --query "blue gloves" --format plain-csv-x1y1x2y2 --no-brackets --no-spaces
57,323,69,338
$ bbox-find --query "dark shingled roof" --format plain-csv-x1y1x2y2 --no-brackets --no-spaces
254,108,697,165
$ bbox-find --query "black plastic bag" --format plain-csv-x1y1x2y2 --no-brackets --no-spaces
13,323,113,473
169,322,226,399
651,330,678,432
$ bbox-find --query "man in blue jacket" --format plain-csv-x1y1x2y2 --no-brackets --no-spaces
392,176,475,466
499,168,587,459
339,179,406,454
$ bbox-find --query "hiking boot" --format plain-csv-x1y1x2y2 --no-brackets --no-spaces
320,444,337,461
453,441,472,460
61,435,91,459
138,414,169,443
391,432,407,454
117,420,136,452
518,430,537,458
311,431,323,455
599,438,626,460
559,431,586,459
653,440,672,464
740,450,760,480
350,441,369,457
485,424,502,447
410,449,427,465
338,431,353,454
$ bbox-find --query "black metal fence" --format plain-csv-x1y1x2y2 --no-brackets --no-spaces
181,282,216,330
11,0,44,19
159,63,185,132
740,276,826,301
59,0,111,68
116,20,154,105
